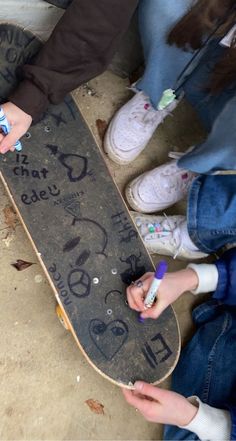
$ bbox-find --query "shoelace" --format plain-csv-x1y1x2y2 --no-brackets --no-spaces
130,99,157,126
161,214,183,259
168,146,195,160
150,163,193,200
144,213,183,259
129,93,172,129
143,101,176,127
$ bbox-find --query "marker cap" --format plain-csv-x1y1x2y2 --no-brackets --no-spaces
155,261,168,280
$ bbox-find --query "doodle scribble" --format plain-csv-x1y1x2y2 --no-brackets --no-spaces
120,253,145,285
45,144,88,183
72,217,108,257
67,268,91,298
64,200,81,218
75,250,90,267
141,333,172,369
59,153,88,182
111,211,138,243
63,237,81,253
105,290,122,304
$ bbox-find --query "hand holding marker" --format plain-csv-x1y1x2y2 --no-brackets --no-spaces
0,107,22,152
144,261,168,309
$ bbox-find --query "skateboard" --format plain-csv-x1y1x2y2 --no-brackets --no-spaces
0,24,180,387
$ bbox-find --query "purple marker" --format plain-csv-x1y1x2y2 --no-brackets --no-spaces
144,261,167,309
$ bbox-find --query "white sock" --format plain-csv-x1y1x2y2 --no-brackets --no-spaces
179,220,200,252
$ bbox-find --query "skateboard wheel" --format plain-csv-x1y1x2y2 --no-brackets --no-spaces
56,304,71,331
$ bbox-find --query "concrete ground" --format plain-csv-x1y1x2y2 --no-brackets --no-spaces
0,70,208,440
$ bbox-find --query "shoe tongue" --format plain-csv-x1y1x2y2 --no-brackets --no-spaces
150,173,176,201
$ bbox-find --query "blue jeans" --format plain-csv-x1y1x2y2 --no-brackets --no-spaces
164,300,236,440
137,0,236,174
187,175,236,254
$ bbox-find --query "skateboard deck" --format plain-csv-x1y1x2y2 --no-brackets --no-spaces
0,24,180,387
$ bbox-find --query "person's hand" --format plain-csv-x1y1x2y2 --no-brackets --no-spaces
122,381,198,427
0,102,32,154
126,268,198,319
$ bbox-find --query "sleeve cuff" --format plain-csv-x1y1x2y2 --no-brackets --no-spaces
187,264,219,295
9,79,49,122
180,396,231,441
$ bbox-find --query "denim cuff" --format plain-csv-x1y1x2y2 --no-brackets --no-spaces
213,260,228,302
187,177,215,253
187,176,236,254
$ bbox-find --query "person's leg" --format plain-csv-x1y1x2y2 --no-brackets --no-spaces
129,174,236,259
164,300,236,439
187,175,236,254
178,93,236,173
136,0,194,108
178,40,236,174
104,0,194,164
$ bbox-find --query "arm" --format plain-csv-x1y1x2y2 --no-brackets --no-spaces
0,0,138,153
9,0,138,120
122,382,231,441
127,248,236,319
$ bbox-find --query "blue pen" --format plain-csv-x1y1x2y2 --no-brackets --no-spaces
0,107,22,152
144,261,168,309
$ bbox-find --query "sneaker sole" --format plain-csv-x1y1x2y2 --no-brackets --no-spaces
125,181,150,213
145,245,208,260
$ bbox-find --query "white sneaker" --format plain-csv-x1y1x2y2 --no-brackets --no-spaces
131,212,208,260
126,161,195,213
104,91,177,165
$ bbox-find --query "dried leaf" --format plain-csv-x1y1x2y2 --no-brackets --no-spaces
3,206,18,231
85,399,105,415
2,231,14,248
11,260,35,272
96,119,108,142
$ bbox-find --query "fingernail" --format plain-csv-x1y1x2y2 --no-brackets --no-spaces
134,381,143,391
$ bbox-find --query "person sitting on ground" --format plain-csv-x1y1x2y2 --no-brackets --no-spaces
0,0,139,154
123,247,236,440
105,0,236,174
125,173,236,261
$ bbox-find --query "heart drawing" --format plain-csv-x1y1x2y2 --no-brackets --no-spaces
89,319,128,361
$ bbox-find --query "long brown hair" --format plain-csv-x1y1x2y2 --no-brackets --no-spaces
167,0,236,93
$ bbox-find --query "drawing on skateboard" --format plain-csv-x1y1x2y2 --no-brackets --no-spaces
0,24,180,387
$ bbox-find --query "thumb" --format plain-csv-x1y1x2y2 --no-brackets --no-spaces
134,381,167,402
0,131,20,153
140,299,167,319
